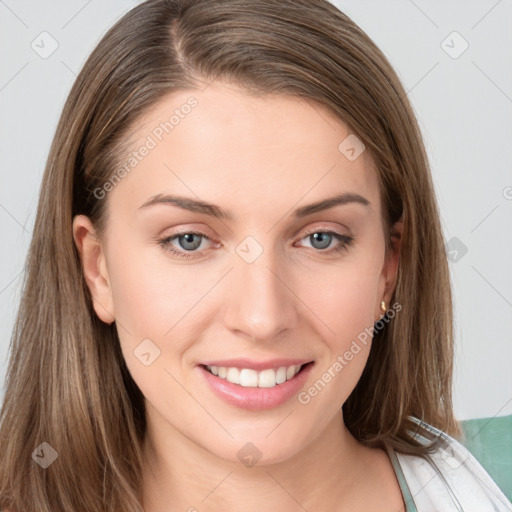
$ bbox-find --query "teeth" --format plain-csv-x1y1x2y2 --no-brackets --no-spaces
226,367,240,385
206,364,302,388
240,369,258,387
286,365,297,380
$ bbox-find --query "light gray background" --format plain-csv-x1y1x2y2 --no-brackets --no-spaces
0,0,511,421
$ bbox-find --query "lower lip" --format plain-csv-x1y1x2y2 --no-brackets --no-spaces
197,363,314,410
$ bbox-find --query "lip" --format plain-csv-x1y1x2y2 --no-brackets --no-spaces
197,361,314,410
199,358,312,371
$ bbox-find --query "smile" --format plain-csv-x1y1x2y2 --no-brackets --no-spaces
198,361,315,410
204,364,303,388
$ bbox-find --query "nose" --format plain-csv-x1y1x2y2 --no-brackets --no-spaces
223,247,298,343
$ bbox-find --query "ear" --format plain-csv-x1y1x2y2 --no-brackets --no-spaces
72,215,115,324
376,216,403,320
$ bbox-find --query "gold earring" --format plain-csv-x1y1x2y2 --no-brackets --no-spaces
380,301,387,313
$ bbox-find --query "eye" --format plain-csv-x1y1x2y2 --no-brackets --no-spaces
297,229,354,254
158,231,215,259
158,228,354,260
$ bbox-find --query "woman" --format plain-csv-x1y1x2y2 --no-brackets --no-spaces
0,0,509,511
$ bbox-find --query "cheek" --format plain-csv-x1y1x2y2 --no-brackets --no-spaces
297,269,378,417
105,241,221,384
298,256,382,344
105,245,197,402
106,241,204,335
294,254,382,408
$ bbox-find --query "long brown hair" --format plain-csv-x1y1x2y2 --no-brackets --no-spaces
0,0,461,510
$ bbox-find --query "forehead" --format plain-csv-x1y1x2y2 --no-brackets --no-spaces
108,81,381,220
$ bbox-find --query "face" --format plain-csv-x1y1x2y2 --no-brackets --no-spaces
73,80,400,466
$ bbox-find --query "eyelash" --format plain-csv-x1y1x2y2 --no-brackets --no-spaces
158,229,354,260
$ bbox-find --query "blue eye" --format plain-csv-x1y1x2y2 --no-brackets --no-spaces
175,233,203,251
158,229,354,260
299,230,354,253
159,232,213,259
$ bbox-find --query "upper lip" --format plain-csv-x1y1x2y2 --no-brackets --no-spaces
199,358,314,371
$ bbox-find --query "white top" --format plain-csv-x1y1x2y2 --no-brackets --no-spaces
386,418,512,511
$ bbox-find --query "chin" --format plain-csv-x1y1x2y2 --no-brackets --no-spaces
200,430,307,468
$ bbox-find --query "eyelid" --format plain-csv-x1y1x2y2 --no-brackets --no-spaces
159,224,216,238
158,224,353,259
299,224,349,238
157,226,224,259
294,228,354,252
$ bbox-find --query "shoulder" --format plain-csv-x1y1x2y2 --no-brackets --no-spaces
393,418,512,511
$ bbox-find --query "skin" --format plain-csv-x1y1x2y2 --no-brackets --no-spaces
73,80,404,511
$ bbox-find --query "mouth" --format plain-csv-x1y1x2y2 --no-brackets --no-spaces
201,362,312,388
197,360,315,410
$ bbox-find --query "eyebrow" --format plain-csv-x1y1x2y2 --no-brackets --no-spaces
138,192,370,220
